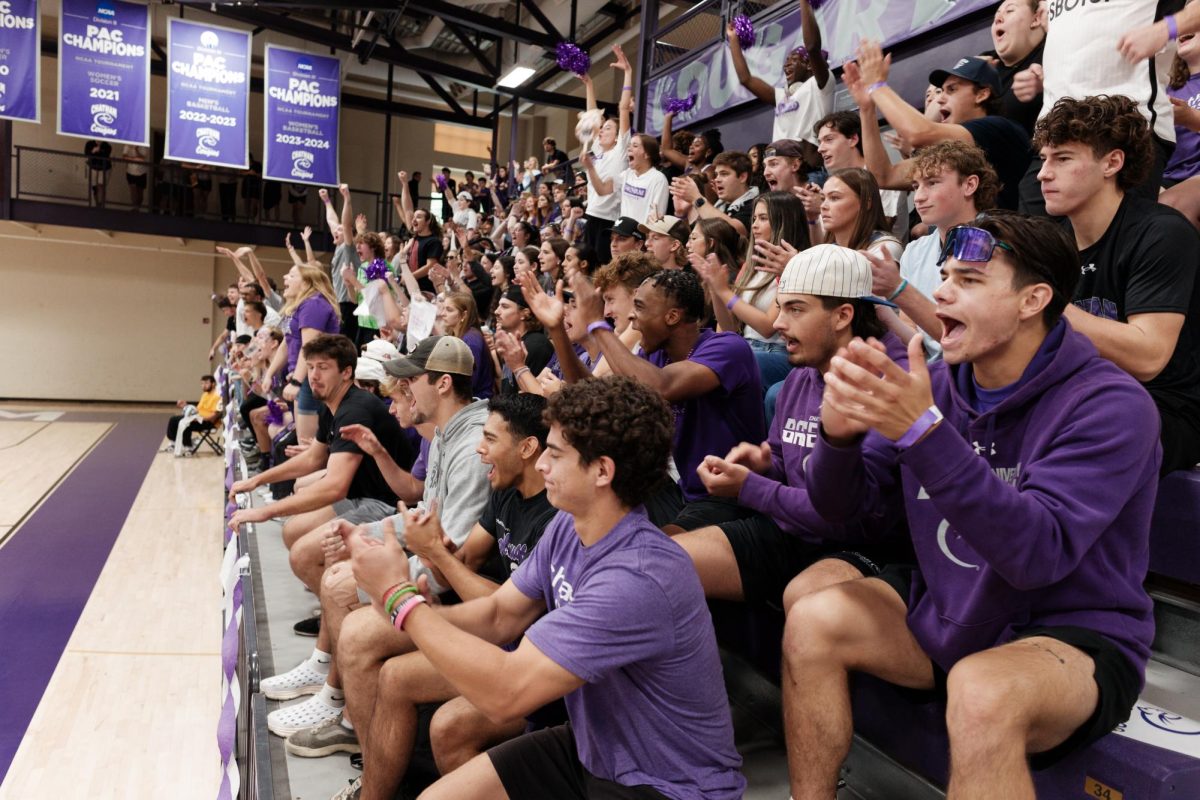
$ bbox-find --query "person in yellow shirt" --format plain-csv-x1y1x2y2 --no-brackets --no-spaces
166,375,223,454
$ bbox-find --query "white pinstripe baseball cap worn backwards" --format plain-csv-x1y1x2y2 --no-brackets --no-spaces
778,244,897,308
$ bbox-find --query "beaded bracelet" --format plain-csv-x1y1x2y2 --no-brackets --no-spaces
392,594,427,630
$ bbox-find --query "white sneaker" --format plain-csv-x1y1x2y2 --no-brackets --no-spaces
268,694,343,737
260,659,326,700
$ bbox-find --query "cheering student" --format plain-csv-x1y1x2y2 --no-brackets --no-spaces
571,269,765,533
342,377,746,800
727,0,832,165
786,213,1159,800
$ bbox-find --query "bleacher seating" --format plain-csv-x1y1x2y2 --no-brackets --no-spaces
713,468,1200,798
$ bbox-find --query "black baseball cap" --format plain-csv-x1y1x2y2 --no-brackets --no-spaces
610,217,645,240
930,56,1001,96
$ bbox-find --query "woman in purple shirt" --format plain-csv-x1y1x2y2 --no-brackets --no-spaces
269,263,341,444
438,291,495,398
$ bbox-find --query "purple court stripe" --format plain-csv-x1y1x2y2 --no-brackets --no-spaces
0,413,164,782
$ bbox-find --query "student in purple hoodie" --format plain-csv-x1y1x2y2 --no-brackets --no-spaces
341,377,746,800
570,268,767,533
675,245,911,614
785,213,1160,800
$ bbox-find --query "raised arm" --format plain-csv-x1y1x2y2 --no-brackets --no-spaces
855,41,972,150
843,61,915,191
800,0,830,88
396,170,416,229
612,44,634,137
726,22,775,105
243,248,273,290
339,184,354,239
319,188,340,236
300,226,315,264
218,245,257,281
659,111,688,169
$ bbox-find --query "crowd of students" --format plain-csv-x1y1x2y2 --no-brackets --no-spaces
191,1,1200,798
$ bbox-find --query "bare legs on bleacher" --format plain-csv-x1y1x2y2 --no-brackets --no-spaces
782,579,934,800
429,697,524,775
782,578,1100,800
943,639,1097,799
415,753,509,800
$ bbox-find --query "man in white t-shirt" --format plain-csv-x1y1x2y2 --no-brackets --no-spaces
726,0,833,166
579,44,636,264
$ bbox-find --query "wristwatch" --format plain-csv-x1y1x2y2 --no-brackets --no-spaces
288,378,302,388
694,197,707,208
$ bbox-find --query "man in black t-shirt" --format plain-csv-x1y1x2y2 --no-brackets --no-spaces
494,287,554,394
542,137,573,186
1036,95,1200,474
229,334,415,543
846,46,1030,210
329,394,562,797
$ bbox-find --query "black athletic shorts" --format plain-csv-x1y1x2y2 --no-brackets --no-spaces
877,565,1141,769
488,724,669,800
670,495,757,531
126,172,147,188
721,512,882,609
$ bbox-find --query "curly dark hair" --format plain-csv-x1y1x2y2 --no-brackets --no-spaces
488,392,549,447
648,268,706,322
545,377,673,508
1032,95,1152,192
910,140,1001,211
355,231,385,259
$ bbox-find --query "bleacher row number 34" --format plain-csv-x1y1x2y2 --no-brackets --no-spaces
1085,776,1123,800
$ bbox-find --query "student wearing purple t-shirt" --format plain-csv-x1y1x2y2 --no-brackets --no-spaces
342,377,745,800
263,263,342,446
675,246,911,615
785,214,1159,800
571,269,766,533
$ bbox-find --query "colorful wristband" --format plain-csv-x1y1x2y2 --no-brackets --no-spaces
587,320,614,336
725,295,739,311
867,81,888,94
886,278,908,302
1167,14,1179,41
896,405,943,449
384,584,418,617
392,594,427,631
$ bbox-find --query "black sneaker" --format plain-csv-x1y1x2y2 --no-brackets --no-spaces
293,614,321,637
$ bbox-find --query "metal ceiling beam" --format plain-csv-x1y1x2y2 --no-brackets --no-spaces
417,72,468,118
444,21,498,76
404,0,556,48
516,0,562,42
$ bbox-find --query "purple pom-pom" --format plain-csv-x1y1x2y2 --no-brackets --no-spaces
363,258,390,282
555,42,591,76
264,398,286,428
808,0,828,9
664,93,698,115
435,174,448,191
733,14,755,49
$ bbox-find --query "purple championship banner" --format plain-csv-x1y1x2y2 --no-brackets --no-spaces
166,19,250,169
57,0,150,145
263,45,340,187
0,0,40,123
646,0,997,134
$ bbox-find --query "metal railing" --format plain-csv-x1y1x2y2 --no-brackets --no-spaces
11,145,391,234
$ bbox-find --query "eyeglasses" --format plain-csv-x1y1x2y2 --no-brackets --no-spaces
936,225,1015,266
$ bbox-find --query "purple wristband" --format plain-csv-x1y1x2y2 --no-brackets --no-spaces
587,320,614,336
1166,14,1179,41
867,81,888,94
725,295,739,311
896,405,943,449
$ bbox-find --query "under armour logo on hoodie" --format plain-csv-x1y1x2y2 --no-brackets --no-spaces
972,441,997,456
1081,263,1097,274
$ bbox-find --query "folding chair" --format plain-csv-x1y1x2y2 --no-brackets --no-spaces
188,419,225,456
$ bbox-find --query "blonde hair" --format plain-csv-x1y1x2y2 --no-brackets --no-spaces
283,262,342,322
442,291,481,339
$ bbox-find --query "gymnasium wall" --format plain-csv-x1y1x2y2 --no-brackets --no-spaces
0,222,294,403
